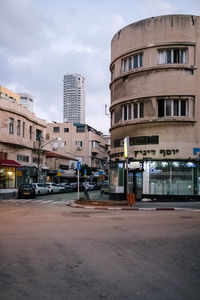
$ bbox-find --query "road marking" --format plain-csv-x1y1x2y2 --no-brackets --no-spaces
2,199,18,202
32,199,46,202
39,200,53,204
20,199,34,203
52,200,66,204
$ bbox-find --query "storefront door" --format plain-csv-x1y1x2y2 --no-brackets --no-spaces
128,171,143,200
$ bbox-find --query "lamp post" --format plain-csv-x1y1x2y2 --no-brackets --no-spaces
37,136,60,182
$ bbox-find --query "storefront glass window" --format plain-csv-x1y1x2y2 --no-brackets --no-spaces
149,161,194,195
109,162,124,193
0,167,16,188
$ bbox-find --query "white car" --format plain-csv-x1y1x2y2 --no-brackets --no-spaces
32,183,48,196
44,183,60,194
82,182,95,191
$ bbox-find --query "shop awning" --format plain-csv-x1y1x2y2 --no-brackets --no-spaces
0,159,21,167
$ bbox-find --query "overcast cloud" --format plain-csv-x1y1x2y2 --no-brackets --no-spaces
1,0,199,134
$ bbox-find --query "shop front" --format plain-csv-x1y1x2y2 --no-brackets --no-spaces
143,160,200,201
109,159,200,201
0,159,21,189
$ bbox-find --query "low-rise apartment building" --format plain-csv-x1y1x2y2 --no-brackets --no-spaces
0,89,47,189
46,122,109,173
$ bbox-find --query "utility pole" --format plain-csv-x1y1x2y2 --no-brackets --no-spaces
77,161,81,200
37,135,42,182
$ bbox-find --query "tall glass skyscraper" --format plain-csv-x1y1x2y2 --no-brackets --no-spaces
63,74,85,124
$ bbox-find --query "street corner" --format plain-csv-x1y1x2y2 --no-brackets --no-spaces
65,201,200,212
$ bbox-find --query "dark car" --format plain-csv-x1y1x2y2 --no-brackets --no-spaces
70,182,78,192
18,183,36,199
59,183,73,193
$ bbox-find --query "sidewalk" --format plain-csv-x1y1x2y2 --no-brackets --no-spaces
67,198,200,211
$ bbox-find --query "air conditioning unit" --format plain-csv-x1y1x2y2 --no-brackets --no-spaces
53,147,57,151
77,146,82,150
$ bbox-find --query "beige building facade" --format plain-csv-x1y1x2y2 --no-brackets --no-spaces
110,15,200,200
0,92,47,189
46,122,109,173
0,85,20,103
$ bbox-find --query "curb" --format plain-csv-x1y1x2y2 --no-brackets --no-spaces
66,203,200,212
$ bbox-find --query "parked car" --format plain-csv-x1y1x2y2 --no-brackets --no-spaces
101,182,109,195
70,182,78,192
57,184,67,193
82,182,95,191
18,183,36,199
65,184,73,193
44,183,60,194
93,182,101,190
32,183,48,196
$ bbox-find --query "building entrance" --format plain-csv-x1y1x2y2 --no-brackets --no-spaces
127,171,143,200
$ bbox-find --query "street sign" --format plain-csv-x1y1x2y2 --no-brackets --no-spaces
124,136,129,158
77,161,81,170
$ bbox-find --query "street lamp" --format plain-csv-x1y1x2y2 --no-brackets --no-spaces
37,136,61,182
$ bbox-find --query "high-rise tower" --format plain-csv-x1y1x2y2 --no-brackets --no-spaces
63,74,85,124
19,93,34,112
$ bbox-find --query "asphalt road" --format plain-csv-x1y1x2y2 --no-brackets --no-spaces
0,202,200,300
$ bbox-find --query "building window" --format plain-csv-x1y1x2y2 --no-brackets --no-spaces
123,105,128,121
130,135,159,146
9,118,14,134
29,126,32,140
114,139,124,147
111,64,115,81
122,53,143,72
114,136,159,147
17,120,21,136
46,133,50,140
61,141,66,147
122,102,144,121
17,155,29,162
0,152,7,159
36,129,42,141
158,48,187,64
64,128,69,132
111,110,115,125
76,126,85,133
92,141,100,148
23,122,25,138
53,127,60,133
76,141,83,148
158,98,188,117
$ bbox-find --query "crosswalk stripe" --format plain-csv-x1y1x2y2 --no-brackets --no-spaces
1,199,68,205
20,199,33,203
32,199,46,202
3,199,18,202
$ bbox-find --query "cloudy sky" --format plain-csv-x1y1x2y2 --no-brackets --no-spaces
1,0,199,134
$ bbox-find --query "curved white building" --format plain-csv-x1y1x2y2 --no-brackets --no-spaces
109,15,200,201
